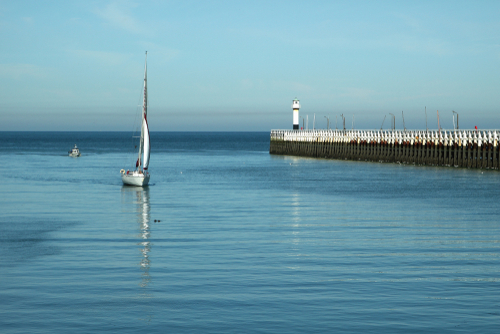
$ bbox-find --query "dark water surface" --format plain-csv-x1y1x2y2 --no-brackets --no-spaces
1,131,499,333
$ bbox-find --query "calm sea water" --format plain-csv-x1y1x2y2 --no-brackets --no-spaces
1,131,499,333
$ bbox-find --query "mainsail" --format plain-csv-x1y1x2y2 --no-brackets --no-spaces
143,118,150,170
137,51,150,170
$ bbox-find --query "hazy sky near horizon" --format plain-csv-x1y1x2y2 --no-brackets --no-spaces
1,0,499,131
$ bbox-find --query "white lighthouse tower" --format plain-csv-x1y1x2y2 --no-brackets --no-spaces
292,98,300,130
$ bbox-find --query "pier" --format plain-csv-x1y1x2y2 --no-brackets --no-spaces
270,129,500,169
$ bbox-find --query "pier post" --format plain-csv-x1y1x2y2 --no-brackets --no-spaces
494,132,498,169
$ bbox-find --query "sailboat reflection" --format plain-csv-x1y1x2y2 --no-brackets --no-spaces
121,186,152,290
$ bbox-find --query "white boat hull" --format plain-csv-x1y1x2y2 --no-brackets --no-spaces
121,171,150,186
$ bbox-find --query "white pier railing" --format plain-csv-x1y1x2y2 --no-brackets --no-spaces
271,129,499,147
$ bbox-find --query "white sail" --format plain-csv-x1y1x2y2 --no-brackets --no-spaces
142,118,150,170
141,51,149,170
136,52,148,170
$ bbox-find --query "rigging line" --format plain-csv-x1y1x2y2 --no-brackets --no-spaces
126,103,144,170
128,64,148,168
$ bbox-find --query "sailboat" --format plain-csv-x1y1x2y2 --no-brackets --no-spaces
121,52,151,187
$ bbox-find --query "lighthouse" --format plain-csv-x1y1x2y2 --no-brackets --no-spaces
292,98,300,130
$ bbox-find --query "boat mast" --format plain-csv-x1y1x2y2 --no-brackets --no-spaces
144,51,148,120
137,51,147,170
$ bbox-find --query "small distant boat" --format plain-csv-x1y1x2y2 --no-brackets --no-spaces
68,144,81,157
121,52,151,187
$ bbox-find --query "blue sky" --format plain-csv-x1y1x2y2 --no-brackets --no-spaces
1,0,499,131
